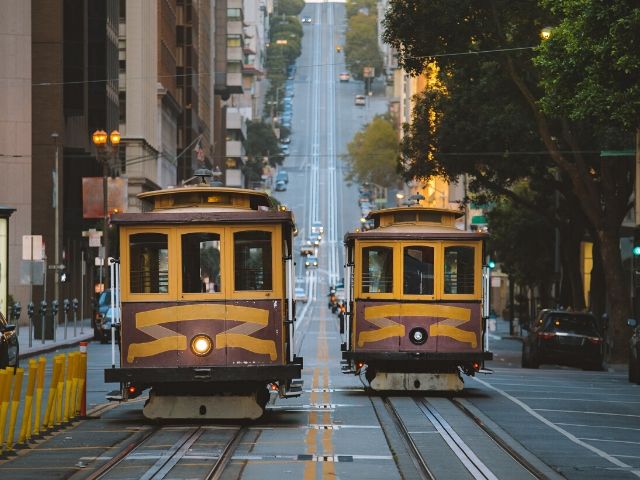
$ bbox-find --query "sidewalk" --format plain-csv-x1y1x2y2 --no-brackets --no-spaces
487,316,522,340
16,318,95,359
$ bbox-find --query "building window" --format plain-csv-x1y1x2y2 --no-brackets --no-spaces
227,35,242,48
130,233,169,293
403,246,434,295
182,233,221,293
227,8,241,20
234,231,272,291
362,246,393,293
444,246,475,294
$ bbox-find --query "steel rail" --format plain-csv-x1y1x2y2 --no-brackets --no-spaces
140,427,204,480
415,399,499,480
205,426,247,480
84,425,160,480
381,397,435,480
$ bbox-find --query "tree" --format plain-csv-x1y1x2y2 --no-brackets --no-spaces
345,115,400,188
345,14,383,80
345,0,377,19
383,0,636,360
243,120,284,186
486,184,555,306
275,0,304,16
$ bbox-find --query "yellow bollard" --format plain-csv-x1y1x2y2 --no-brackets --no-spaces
6,367,25,451
18,359,38,445
33,357,46,437
44,356,62,430
66,353,78,421
0,369,11,454
56,355,66,426
76,348,87,417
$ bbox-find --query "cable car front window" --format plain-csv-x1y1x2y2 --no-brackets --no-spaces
444,246,475,294
130,233,169,293
404,246,434,295
234,231,272,291
362,246,393,293
182,233,221,293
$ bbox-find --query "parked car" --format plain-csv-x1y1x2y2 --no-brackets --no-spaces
294,287,308,303
275,180,287,192
355,94,366,106
280,136,291,144
99,306,121,344
304,255,319,269
339,72,350,82
0,311,18,369
276,170,289,184
94,289,113,340
522,310,604,370
628,318,640,383
302,16,312,24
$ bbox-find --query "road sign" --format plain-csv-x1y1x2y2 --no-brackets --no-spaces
22,235,43,260
20,260,44,285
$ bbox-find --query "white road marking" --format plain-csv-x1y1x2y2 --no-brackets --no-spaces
579,438,640,445
473,377,640,477
556,423,640,432
535,408,640,418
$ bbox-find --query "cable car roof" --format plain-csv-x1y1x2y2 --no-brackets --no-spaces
345,206,487,241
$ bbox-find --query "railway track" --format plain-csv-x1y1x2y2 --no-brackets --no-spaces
377,396,544,480
83,425,246,480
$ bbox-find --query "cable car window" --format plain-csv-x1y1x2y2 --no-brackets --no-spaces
362,246,393,293
404,246,434,295
444,246,475,294
182,233,221,293
234,231,272,290
130,233,169,293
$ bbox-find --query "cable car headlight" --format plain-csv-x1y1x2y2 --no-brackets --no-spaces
409,327,428,345
191,334,213,356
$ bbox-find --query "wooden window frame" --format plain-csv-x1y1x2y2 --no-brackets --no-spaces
440,241,482,301
399,242,439,301
228,225,282,300
120,226,177,302
177,226,226,301
355,241,399,300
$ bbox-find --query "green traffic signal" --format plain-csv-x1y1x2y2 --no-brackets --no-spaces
633,245,640,256
488,260,496,269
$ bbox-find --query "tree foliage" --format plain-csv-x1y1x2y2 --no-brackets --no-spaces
346,115,400,188
383,0,638,360
535,0,640,130
275,0,305,16
486,184,554,297
243,120,284,186
345,0,377,19
345,13,383,80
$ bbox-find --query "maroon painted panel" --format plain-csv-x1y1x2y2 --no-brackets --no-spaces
353,300,483,354
225,299,283,366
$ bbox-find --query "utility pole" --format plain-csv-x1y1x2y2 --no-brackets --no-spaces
52,132,60,310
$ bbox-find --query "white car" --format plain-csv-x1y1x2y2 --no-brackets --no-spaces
294,287,308,303
355,94,366,106
311,221,324,235
302,16,312,24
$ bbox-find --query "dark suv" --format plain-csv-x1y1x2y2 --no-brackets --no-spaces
522,310,604,370
628,318,640,384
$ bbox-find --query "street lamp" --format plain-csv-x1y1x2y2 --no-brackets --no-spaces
91,129,120,291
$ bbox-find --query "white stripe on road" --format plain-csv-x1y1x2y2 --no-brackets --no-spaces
535,408,640,418
473,377,640,477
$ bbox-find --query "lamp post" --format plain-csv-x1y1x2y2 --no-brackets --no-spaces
91,130,120,290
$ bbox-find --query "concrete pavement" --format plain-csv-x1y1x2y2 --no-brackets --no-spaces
15,318,94,360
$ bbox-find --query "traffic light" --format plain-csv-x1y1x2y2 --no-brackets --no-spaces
488,260,496,269
59,265,67,283
634,228,640,256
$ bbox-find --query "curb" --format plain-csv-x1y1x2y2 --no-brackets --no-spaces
501,335,523,342
20,334,95,360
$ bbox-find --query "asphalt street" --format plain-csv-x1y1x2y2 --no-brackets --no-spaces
1,2,639,479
